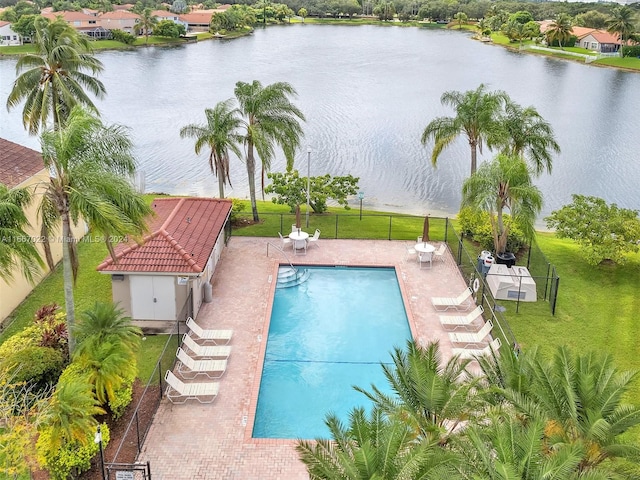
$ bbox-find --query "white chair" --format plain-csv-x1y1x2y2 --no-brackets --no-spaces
431,287,473,311
182,334,232,359
186,317,233,345
293,238,307,255
164,370,219,404
176,347,227,379
291,224,298,233
453,337,501,360
278,232,291,249
449,319,494,347
307,229,321,248
405,245,417,262
439,305,484,331
433,243,447,263
417,236,422,243
419,251,432,269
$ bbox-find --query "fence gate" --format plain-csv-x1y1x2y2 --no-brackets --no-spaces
106,462,151,480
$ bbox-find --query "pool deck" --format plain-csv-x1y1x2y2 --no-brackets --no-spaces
139,237,482,479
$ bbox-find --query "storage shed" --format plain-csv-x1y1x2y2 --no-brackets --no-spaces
97,197,232,332
486,264,537,302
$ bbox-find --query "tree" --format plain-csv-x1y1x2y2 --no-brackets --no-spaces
6,16,106,135
153,19,186,38
135,8,158,43
264,170,359,214
298,7,307,22
545,195,640,265
574,10,608,29
421,84,507,175
453,11,467,29
170,0,187,13
11,14,38,39
0,183,43,283
234,80,305,222
38,106,152,354
297,407,459,479
462,154,542,254
546,13,573,50
355,340,476,444
180,99,243,199
607,6,637,58
495,99,560,176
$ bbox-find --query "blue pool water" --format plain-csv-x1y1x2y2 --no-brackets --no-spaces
252,266,412,439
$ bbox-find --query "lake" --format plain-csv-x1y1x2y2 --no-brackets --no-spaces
1,25,639,218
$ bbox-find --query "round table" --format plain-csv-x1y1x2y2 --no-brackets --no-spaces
289,231,309,242
414,242,435,254
289,231,309,254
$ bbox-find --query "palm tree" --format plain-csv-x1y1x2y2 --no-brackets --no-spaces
179,99,243,198
38,106,152,354
234,80,305,222
135,8,158,43
607,6,637,58
6,16,106,135
297,407,459,479
496,99,560,176
461,153,542,254
421,84,507,175
355,340,476,444
0,184,43,283
546,13,573,50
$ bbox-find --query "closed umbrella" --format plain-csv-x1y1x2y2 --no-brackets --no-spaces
422,215,430,243
295,204,301,230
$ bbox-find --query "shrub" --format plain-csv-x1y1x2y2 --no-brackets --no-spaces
622,45,640,58
109,367,136,419
457,206,527,253
0,324,42,358
110,28,136,44
229,197,246,223
37,423,110,480
0,346,64,389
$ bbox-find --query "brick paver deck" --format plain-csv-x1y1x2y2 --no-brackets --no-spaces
139,237,476,479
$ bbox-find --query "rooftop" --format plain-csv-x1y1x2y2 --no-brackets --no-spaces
0,138,45,188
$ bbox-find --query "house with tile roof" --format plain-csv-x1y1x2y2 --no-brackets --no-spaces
0,139,86,323
576,30,620,54
97,197,232,331
99,10,140,34
0,20,21,45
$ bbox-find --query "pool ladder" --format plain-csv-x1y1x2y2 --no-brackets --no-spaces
266,242,311,288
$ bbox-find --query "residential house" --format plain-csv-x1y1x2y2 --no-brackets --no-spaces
96,197,232,332
41,11,109,38
0,20,21,45
99,10,140,34
179,11,215,32
0,139,86,323
151,10,189,31
576,30,620,54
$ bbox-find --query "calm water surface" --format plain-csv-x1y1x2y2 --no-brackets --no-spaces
1,25,639,218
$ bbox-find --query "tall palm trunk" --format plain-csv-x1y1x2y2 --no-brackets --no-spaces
217,172,225,199
469,142,478,175
246,142,259,222
61,212,77,353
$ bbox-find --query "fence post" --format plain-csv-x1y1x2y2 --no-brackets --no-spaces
527,238,533,269
335,215,339,239
388,216,392,240
158,362,163,399
457,233,463,266
147,461,152,480
551,275,559,315
544,262,550,301
444,217,449,243
136,411,142,453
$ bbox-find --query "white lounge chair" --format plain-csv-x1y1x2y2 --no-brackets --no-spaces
419,251,432,269
431,287,473,311
439,305,484,331
307,229,321,248
405,244,417,262
176,347,227,379
278,232,291,249
182,334,232,359
164,370,220,404
186,317,233,345
449,319,494,347
433,243,447,263
453,337,502,360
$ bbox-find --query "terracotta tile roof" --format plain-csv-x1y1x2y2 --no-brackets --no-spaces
0,138,45,188
570,26,595,38
179,12,213,24
97,197,232,274
588,30,620,44
113,3,135,11
99,10,140,20
0,20,10,28
42,11,98,22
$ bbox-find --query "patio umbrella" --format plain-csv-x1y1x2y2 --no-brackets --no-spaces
422,215,430,243
295,204,301,229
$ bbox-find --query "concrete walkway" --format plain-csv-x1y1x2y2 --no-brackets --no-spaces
139,237,480,479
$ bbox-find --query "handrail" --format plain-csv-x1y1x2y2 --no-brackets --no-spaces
266,242,299,278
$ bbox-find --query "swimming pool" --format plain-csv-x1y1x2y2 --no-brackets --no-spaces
252,266,412,439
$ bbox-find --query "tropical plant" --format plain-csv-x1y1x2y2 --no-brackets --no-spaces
545,194,640,265
6,16,105,135
0,183,43,283
134,8,158,42
607,6,637,58
298,7,307,22
461,154,542,254
234,80,305,222
546,13,573,50
355,340,475,444
180,99,243,199
153,19,186,38
453,11,467,29
37,106,152,354
297,407,459,479
495,99,560,176
421,84,507,175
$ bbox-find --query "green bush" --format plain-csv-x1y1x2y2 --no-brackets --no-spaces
109,367,135,419
623,45,640,58
457,206,527,253
110,28,136,44
0,346,64,388
0,325,42,358
229,197,246,223
37,423,110,480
